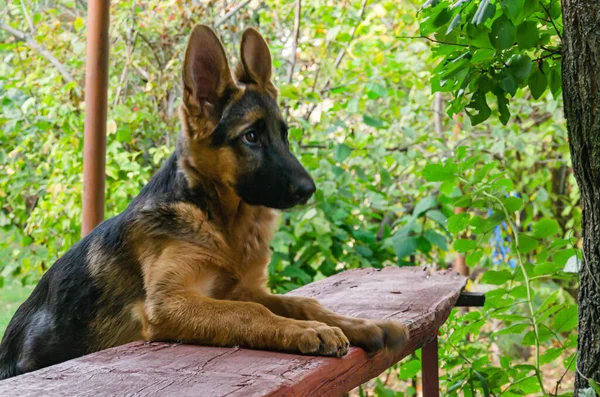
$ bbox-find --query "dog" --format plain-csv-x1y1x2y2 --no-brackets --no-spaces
0,25,407,380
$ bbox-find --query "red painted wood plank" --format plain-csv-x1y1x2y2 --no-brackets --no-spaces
0,267,466,397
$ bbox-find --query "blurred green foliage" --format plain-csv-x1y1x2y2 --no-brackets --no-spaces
0,0,580,394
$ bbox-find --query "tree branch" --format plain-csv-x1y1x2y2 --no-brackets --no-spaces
303,0,369,121
539,1,562,40
286,0,301,84
299,143,410,152
19,0,35,33
396,35,470,47
214,0,252,29
0,22,80,92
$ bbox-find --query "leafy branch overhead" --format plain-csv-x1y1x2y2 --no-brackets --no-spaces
418,0,563,125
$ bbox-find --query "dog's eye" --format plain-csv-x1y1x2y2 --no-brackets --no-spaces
242,130,258,145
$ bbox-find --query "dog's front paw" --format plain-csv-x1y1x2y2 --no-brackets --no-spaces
343,319,408,353
286,321,350,357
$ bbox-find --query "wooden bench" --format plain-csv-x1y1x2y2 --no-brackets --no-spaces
0,266,471,396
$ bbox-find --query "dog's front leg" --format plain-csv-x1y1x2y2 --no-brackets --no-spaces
143,287,349,357
239,290,408,353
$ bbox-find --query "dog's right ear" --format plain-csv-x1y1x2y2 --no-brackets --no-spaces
182,25,234,132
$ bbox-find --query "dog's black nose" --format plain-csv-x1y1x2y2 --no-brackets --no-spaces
290,178,316,204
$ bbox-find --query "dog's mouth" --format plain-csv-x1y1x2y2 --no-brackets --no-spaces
239,191,315,210
235,175,316,210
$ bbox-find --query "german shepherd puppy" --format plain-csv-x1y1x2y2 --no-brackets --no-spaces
0,25,407,380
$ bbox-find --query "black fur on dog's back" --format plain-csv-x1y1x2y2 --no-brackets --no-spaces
0,236,101,379
0,154,187,380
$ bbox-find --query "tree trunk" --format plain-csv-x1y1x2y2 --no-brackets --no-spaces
561,0,600,394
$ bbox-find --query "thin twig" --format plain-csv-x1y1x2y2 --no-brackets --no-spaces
299,143,410,152
304,0,369,121
483,192,546,395
19,0,35,33
396,35,470,47
214,0,251,29
0,22,80,93
286,0,301,84
333,0,368,70
137,32,164,69
539,1,562,40
114,30,139,107
114,1,139,107
553,354,576,396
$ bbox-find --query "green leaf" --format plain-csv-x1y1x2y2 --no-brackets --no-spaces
481,269,512,285
425,229,448,250
466,90,492,125
540,347,563,365
448,212,471,233
495,322,529,335
363,114,386,128
537,290,560,315
495,88,510,124
473,370,491,397
279,85,300,99
589,379,600,396
426,209,447,227
492,178,514,192
334,144,352,163
472,0,495,26
366,83,387,99
534,218,560,238
466,249,483,266
471,48,496,63
453,195,472,208
417,236,433,253
550,65,562,97
281,266,312,284
74,16,85,32
453,238,477,252
448,379,466,393
500,73,518,96
553,305,578,333
510,54,533,82
399,359,421,380
504,196,524,212
517,234,539,253
534,261,563,276
528,68,548,99
489,16,516,51
422,162,456,182
517,21,539,49
446,13,461,35
501,0,525,23
414,196,438,216
433,7,452,28
116,125,132,142
393,235,418,258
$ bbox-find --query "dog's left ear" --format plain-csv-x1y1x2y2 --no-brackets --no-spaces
236,28,277,98
182,24,235,130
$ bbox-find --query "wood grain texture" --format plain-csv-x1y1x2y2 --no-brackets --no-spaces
0,266,466,397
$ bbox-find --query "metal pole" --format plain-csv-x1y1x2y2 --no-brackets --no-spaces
421,335,440,397
82,0,110,236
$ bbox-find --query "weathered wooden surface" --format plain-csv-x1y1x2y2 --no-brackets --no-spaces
0,266,466,397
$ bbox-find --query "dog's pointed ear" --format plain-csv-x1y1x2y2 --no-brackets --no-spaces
236,28,277,98
182,25,234,123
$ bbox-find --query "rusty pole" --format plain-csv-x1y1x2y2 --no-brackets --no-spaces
82,0,111,237
421,335,440,397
